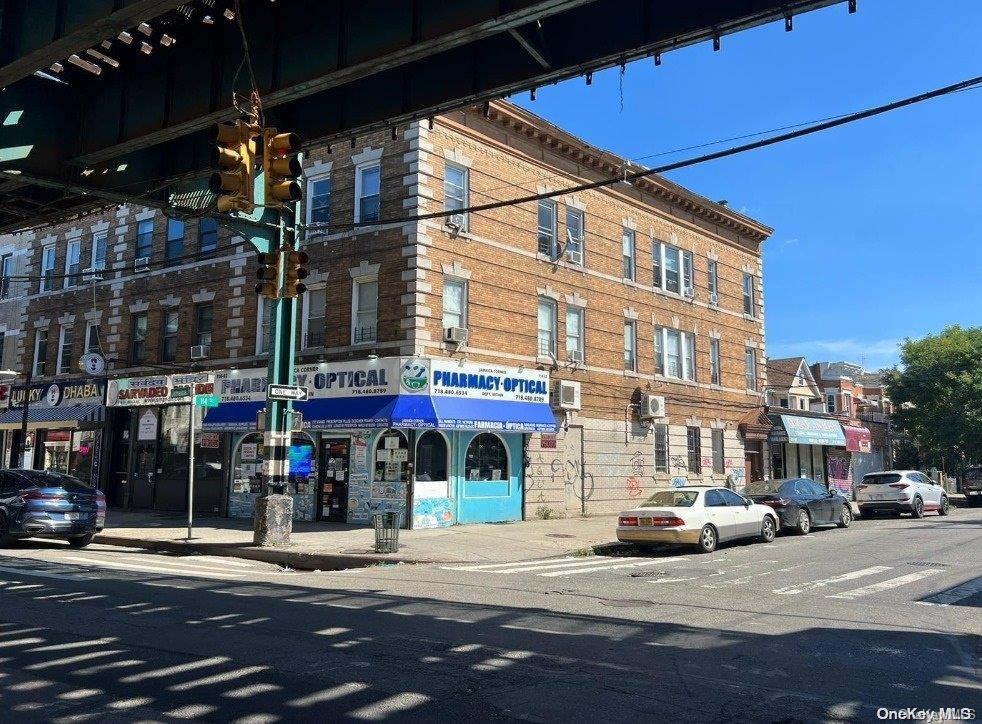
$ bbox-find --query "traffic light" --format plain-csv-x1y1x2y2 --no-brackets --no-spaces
263,128,302,206
209,120,257,213
283,250,309,298
255,251,281,298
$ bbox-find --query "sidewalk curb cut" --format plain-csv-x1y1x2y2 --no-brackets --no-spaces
92,534,445,571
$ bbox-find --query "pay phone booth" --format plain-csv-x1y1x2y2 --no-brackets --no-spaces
319,438,350,521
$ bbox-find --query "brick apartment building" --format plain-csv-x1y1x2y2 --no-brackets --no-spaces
0,100,773,526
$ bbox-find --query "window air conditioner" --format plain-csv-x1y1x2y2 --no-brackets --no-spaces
639,394,666,420
443,327,468,345
135,256,151,270
552,380,581,411
190,345,210,360
568,349,583,364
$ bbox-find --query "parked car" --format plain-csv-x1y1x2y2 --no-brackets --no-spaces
963,466,982,507
855,470,949,518
617,486,778,554
0,469,106,548
742,478,852,534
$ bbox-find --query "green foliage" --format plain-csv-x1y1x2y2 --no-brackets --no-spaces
885,326,982,474
535,505,555,520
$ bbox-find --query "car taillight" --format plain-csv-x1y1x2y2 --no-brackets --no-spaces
889,483,910,490
619,516,639,526
21,490,64,501
651,516,685,527
764,498,791,507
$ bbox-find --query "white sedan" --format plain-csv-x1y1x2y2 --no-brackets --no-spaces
617,486,779,554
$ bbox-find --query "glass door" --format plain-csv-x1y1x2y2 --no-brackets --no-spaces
319,437,350,522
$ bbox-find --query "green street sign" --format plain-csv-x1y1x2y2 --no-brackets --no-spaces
170,386,192,399
194,394,220,408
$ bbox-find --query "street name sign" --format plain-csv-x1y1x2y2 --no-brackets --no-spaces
195,394,221,408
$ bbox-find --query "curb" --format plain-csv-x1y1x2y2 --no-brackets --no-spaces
92,534,443,571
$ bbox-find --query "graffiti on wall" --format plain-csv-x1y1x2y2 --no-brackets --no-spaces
413,497,454,529
625,476,643,498
527,451,596,504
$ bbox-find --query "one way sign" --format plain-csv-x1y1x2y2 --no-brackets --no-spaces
267,384,309,402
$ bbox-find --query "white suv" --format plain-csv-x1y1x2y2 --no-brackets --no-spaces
856,470,950,518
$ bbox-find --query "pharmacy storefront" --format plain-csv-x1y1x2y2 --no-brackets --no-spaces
199,356,556,528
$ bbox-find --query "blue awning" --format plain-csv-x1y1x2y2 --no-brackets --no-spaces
431,396,556,433
201,401,265,432
0,404,104,430
773,414,846,446
301,394,438,430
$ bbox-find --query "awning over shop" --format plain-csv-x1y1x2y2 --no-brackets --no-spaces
201,401,265,432
843,425,872,453
0,404,103,431
772,414,846,446
430,396,556,432
738,407,772,441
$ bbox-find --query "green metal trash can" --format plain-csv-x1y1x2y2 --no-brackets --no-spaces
372,511,402,554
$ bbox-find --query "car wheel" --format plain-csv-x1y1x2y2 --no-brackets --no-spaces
938,496,950,516
760,516,776,543
67,534,94,549
795,509,811,535
695,525,717,554
837,505,852,528
910,497,924,519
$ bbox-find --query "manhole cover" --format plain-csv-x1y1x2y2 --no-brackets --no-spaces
545,533,575,539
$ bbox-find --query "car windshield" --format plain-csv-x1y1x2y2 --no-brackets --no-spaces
13,470,92,491
642,490,699,508
862,473,902,485
742,480,787,495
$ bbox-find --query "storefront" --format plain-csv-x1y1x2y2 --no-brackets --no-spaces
199,356,555,528
0,379,106,487
769,412,846,485
829,424,873,497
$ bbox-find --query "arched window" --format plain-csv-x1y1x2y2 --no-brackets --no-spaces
416,431,448,482
464,433,508,481
374,430,409,483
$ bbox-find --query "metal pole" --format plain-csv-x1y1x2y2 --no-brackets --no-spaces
187,396,196,540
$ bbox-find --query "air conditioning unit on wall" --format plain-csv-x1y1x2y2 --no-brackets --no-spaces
190,345,210,360
443,326,468,345
639,394,666,420
552,380,581,411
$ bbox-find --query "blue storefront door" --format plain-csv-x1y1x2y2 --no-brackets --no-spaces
454,432,523,524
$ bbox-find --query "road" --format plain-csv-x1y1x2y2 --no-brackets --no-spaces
0,507,979,723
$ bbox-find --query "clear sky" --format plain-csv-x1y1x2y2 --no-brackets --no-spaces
512,0,981,370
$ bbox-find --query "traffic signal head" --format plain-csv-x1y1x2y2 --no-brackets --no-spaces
263,129,303,205
283,249,309,298
255,251,281,298
210,120,257,214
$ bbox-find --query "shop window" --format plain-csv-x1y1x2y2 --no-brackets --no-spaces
464,433,508,481
374,430,409,483
69,430,98,484
416,431,448,482
42,430,72,473
231,432,316,497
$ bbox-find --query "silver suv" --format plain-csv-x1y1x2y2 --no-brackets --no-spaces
856,470,949,518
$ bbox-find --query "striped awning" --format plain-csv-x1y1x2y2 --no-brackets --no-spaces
0,404,104,430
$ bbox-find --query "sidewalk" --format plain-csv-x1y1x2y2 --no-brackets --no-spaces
94,510,621,571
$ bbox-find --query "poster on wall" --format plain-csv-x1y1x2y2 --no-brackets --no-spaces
137,408,158,441
827,451,852,495
241,443,258,461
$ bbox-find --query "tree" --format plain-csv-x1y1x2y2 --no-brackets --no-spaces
885,326,982,475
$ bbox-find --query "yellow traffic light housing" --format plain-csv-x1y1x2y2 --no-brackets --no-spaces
283,250,309,298
210,120,257,214
255,251,281,298
263,129,303,206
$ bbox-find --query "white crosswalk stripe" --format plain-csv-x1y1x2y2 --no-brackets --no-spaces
443,556,684,578
828,569,943,600
916,577,982,607
64,556,244,579
773,566,893,596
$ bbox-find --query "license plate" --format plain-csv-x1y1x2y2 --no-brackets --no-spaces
639,517,653,526
65,512,82,520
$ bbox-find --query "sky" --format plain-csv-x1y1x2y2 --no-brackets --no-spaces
513,0,982,370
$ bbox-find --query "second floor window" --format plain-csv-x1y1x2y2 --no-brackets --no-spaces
302,288,327,348
537,297,557,357
195,304,214,348
444,164,468,231
0,254,12,299
687,426,702,474
198,218,218,254
34,329,48,376
161,310,178,362
166,218,185,263
57,326,74,375
356,163,381,223
655,327,696,382
131,313,148,364
84,322,101,353
91,232,108,272
710,337,722,386
309,177,331,225
565,208,584,264
352,279,378,344
566,306,584,362
622,228,636,281
743,273,756,316
624,319,638,371
40,246,56,293
827,393,837,413
64,239,81,288
708,259,719,305
442,279,467,330
136,219,154,260
745,346,758,391
537,200,557,257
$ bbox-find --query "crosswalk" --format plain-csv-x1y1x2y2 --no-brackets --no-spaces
443,556,685,578
0,550,268,583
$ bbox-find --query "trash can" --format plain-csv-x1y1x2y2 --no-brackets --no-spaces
372,511,402,554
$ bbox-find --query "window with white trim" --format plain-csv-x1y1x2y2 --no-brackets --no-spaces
537,297,557,357
40,246,56,293
623,319,637,371
33,329,48,376
91,231,108,272
351,279,378,344
537,200,557,258
57,325,74,375
566,306,584,362
742,273,756,316
826,393,837,413
64,238,81,288
653,241,693,296
303,287,327,348
0,254,12,299
355,163,381,223
84,322,101,354
842,392,853,414
308,176,331,226
708,258,719,305
655,327,696,381
444,163,468,231
442,278,467,330
565,207,584,264
745,346,758,391
622,228,636,281
709,337,722,386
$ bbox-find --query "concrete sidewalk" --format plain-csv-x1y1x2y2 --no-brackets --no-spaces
94,510,621,571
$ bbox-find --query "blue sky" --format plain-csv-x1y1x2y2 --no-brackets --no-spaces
513,0,981,370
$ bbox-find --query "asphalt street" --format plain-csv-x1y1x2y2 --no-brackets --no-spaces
0,507,978,723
